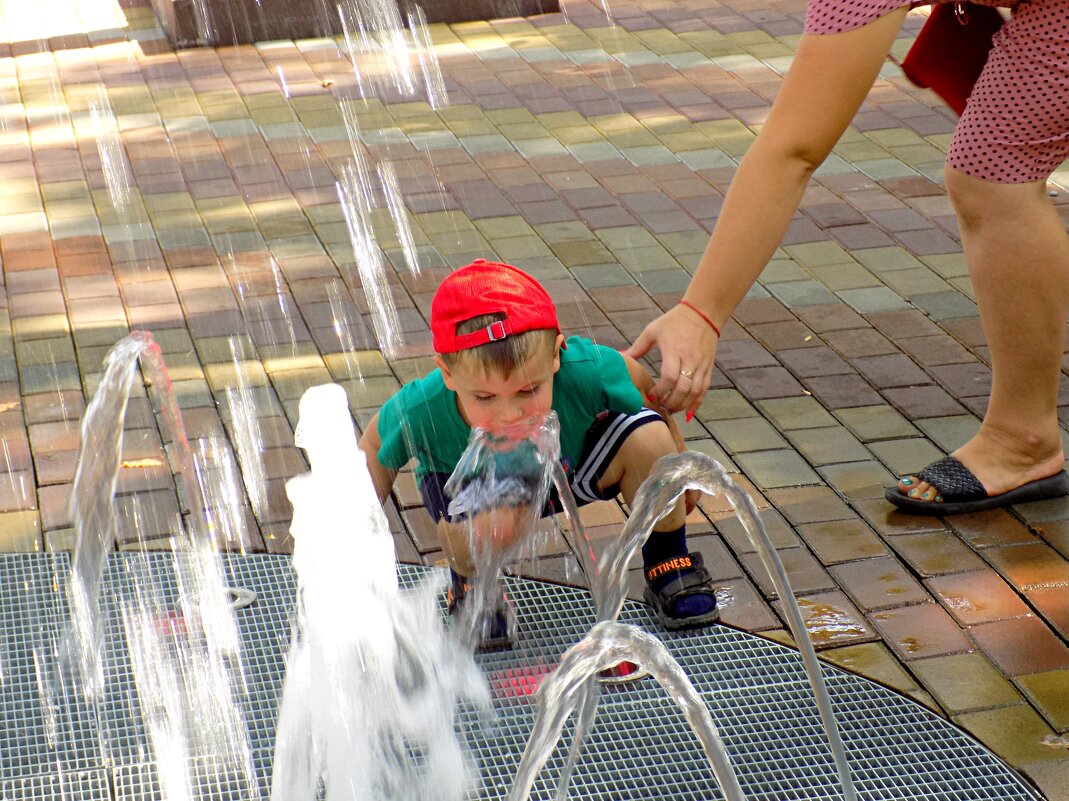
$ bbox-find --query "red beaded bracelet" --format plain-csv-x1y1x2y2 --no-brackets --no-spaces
679,300,721,338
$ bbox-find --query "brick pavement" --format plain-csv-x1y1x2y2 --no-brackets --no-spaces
0,0,1068,795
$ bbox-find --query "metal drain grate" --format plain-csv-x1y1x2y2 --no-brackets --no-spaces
0,769,110,801
0,554,1043,801
0,554,100,779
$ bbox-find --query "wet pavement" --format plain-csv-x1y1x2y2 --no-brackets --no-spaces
0,0,1067,796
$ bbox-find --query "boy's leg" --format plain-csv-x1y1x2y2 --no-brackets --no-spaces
574,411,718,628
420,473,515,650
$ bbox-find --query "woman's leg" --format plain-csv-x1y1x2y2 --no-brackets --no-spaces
899,168,1069,504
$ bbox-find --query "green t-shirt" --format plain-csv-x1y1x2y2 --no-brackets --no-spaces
376,336,643,482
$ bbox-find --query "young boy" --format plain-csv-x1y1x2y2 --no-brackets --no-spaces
358,259,718,648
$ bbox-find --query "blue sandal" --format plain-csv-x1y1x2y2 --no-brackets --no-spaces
643,552,720,631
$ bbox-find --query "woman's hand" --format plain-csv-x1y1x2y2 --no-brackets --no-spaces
627,303,720,417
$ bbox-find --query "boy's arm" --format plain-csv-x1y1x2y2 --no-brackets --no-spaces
621,352,686,454
357,412,399,505
621,350,701,513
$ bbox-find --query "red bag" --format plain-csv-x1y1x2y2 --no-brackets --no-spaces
899,2,1005,115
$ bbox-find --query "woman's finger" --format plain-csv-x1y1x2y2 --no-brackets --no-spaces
684,364,714,420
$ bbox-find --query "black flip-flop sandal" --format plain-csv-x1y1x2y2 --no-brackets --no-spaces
643,552,720,631
885,455,1069,516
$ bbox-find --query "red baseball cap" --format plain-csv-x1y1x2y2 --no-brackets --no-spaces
431,259,561,354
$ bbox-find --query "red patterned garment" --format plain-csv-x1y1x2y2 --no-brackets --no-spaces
805,0,1069,183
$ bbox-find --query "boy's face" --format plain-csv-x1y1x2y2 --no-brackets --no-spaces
437,334,565,438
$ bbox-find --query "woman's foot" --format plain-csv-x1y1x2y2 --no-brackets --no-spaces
893,425,1065,507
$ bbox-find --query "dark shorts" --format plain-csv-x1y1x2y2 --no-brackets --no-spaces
419,408,665,523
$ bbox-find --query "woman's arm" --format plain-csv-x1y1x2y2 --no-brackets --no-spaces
629,7,909,415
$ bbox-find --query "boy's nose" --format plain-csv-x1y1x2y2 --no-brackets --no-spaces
501,404,526,424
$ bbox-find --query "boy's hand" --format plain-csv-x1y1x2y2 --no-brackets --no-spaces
439,504,534,574
471,504,532,556
684,488,701,515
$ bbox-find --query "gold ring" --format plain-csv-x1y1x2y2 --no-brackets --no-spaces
679,368,694,378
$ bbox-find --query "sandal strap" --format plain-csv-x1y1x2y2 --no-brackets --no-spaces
645,552,712,594
917,456,987,501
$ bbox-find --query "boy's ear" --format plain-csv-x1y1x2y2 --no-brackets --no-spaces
434,355,457,390
551,334,565,373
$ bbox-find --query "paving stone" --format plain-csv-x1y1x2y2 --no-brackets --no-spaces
777,346,856,381
684,438,737,473
804,374,884,410
1018,761,1069,801
912,653,1024,715
926,569,1032,626
948,510,1040,549
808,263,883,291
911,291,978,321
684,534,745,581
1036,519,1069,560
793,303,868,333
837,287,911,314
896,333,974,367
765,486,857,526
834,404,919,442
1015,494,1069,524
882,385,966,419
982,543,1069,590
851,354,930,389
823,327,897,358
747,320,820,352
928,362,991,399
913,415,980,453
817,460,898,500
712,576,781,631
775,590,877,649
715,339,778,371
969,617,1069,676
705,416,787,454
778,514,877,574
766,280,837,308
713,508,801,554
869,602,973,661
0,510,42,552
820,642,922,695
784,426,871,466
739,546,836,599
727,365,806,401
954,706,1065,768
829,555,929,611
755,396,838,431
734,449,821,490
1016,671,1069,732
887,531,986,577
852,499,951,539
853,246,926,273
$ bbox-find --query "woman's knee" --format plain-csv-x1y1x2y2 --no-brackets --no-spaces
945,163,1045,230
944,164,990,227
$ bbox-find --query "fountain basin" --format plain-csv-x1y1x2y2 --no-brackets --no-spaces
151,0,561,48
0,552,1043,800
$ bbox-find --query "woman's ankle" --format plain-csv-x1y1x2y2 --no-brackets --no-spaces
970,419,1063,465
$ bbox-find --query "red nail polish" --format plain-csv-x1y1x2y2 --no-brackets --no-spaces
685,411,694,423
